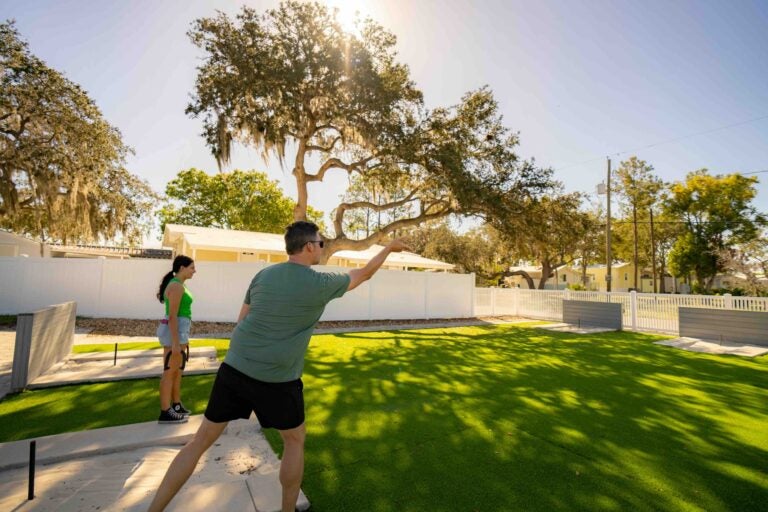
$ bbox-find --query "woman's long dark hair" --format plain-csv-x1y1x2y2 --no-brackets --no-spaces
157,255,194,303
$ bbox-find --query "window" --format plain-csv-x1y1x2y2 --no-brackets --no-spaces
562,274,567,282
624,272,628,281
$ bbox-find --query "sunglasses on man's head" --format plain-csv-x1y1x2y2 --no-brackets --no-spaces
308,240,325,248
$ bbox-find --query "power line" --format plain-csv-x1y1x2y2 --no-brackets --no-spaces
554,113,768,172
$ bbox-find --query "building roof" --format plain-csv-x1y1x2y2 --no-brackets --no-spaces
162,224,455,271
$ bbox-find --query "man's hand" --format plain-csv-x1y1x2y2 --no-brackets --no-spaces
349,238,412,291
386,239,410,253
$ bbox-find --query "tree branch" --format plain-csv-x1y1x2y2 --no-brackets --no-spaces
306,135,342,153
307,155,376,182
330,205,454,254
332,188,421,236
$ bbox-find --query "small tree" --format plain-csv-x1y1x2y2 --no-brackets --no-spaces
491,191,592,289
405,222,509,286
159,168,323,234
666,170,766,291
612,156,663,290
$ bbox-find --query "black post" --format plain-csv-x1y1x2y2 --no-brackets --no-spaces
114,342,118,366
28,440,35,500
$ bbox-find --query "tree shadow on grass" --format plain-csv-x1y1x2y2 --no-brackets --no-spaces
278,325,768,511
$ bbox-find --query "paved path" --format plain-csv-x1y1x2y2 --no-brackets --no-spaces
0,416,310,512
655,337,768,357
29,347,221,389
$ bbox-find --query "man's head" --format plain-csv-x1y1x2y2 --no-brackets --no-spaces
285,221,324,264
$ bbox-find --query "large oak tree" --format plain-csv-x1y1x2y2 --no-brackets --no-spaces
0,21,156,245
186,1,551,262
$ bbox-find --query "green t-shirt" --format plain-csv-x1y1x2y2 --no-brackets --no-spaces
225,262,351,382
164,277,193,319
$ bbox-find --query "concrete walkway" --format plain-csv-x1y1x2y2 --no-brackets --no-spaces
536,322,617,334
655,337,768,357
0,416,310,512
29,347,220,389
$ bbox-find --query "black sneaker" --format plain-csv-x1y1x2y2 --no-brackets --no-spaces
158,407,188,424
173,402,191,417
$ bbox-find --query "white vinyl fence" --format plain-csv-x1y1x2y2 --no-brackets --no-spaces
474,287,768,334
0,257,475,322
4,255,766,336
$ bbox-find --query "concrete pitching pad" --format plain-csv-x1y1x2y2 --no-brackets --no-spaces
655,337,768,357
536,322,617,334
0,415,310,512
28,347,221,388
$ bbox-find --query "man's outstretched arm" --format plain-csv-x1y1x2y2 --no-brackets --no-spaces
347,239,410,291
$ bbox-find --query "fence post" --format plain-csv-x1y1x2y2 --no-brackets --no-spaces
491,288,497,316
563,288,570,300
723,293,733,309
630,290,638,331
423,272,430,319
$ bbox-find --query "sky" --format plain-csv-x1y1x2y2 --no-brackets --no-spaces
4,0,768,244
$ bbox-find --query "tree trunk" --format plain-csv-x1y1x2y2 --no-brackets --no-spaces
292,141,308,221
508,270,535,289
538,261,552,289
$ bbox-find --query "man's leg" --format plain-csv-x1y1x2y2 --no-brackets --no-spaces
278,423,306,512
147,418,228,512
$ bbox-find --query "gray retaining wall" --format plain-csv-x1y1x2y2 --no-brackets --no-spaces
11,301,76,392
678,307,768,346
563,300,622,330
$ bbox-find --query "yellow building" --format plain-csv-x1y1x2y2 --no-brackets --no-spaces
162,224,455,271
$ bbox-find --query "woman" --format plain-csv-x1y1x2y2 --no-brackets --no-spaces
156,255,196,424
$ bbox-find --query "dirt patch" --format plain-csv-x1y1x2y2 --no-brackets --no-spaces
74,316,523,337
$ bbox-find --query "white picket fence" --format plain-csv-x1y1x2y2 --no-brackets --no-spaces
474,287,768,334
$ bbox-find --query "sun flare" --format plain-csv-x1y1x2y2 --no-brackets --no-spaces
324,0,368,35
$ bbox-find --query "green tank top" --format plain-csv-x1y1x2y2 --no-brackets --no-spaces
164,277,193,319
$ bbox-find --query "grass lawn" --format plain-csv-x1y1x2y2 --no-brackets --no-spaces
2,324,767,511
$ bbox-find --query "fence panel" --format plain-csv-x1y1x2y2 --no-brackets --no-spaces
472,287,768,335
0,258,473,321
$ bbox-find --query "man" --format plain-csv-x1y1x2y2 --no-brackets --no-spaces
148,221,409,512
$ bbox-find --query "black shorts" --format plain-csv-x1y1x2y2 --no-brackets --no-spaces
204,363,305,430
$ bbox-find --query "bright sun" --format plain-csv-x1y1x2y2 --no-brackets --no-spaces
324,0,367,35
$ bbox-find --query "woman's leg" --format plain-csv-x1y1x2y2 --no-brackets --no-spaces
171,344,188,404
160,346,179,410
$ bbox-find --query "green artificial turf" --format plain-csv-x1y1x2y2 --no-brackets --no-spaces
2,325,767,511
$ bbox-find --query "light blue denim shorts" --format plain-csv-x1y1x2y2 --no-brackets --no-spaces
157,317,192,347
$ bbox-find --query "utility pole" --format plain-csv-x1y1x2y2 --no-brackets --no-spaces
650,206,657,293
606,157,612,292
